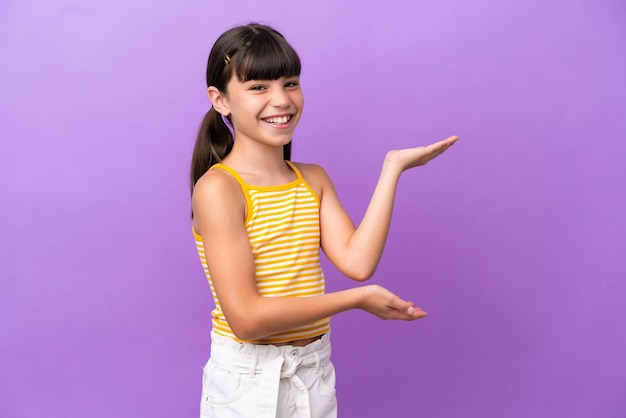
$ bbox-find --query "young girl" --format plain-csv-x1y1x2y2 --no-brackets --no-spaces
191,23,458,418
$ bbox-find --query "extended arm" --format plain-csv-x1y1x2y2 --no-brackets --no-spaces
317,135,458,281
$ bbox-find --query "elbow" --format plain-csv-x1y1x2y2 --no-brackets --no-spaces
350,272,374,282
231,329,256,342
223,297,271,341
345,265,376,282
228,320,261,341
227,313,269,341
337,252,380,281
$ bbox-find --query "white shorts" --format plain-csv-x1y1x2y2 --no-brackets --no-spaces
200,332,337,418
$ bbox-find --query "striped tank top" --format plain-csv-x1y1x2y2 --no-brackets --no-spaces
193,161,331,344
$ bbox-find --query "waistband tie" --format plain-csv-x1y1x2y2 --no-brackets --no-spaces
210,337,330,418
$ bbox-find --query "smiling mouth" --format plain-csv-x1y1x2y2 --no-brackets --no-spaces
263,115,292,125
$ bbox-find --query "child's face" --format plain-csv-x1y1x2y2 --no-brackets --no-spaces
219,73,304,149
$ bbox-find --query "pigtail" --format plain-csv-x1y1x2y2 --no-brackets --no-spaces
191,22,300,204
190,107,233,196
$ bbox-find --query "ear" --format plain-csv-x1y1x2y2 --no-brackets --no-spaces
207,86,230,116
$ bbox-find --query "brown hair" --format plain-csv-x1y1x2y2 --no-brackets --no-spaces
190,23,301,196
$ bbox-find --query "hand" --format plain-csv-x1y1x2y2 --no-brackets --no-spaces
384,135,459,172
358,285,427,321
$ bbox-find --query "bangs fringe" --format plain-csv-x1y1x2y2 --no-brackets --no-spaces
234,33,301,82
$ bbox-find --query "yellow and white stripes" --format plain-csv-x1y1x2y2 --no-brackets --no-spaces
194,162,331,344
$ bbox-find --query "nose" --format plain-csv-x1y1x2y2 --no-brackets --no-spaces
269,86,290,108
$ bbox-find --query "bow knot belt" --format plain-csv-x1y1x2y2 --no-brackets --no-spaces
210,333,331,418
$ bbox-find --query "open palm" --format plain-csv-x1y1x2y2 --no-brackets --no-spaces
385,135,459,172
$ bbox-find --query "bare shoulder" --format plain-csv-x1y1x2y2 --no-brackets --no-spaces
192,168,246,235
293,161,332,184
292,162,333,198
193,168,239,203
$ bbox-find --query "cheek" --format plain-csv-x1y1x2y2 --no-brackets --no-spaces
228,104,251,125
292,93,304,111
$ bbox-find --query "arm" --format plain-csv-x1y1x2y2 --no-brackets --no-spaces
316,135,459,281
192,169,426,341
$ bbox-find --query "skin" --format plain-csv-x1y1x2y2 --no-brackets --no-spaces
193,72,459,344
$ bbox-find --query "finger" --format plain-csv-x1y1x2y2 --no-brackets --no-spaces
443,135,459,144
425,139,457,159
389,306,427,321
389,297,412,312
435,136,458,150
400,301,427,319
431,136,459,153
410,306,427,319
384,300,420,320
423,142,451,156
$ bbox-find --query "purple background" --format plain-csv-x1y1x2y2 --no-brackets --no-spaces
2,0,625,417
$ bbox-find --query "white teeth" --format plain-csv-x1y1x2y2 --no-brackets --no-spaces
265,115,290,124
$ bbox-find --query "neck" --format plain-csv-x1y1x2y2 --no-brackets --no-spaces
222,139,293,184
